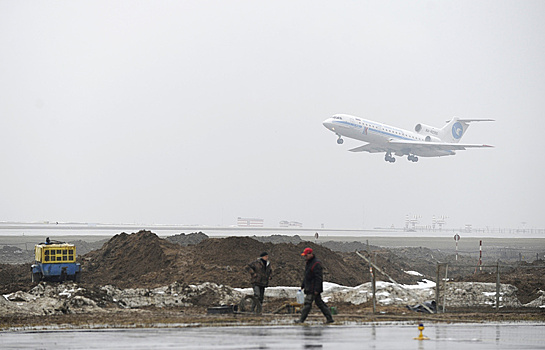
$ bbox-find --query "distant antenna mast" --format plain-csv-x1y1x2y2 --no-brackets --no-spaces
433,215,448,231
405,214,420,232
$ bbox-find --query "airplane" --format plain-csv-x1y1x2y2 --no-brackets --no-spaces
323,114,494,163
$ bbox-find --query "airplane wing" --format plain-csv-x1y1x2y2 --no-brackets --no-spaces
348,144,390,153
388,139,494,150
349,140,493,158
349,140,493,153
450,118,495,123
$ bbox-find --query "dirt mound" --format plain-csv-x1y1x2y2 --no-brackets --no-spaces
183,237,389,288
320,240,379,253
251,235,304,244
0,232,426,293
83,231,188,288
81,232,386,289
0,246,33,264
0,263,30,295
166,232,209,246
4,231,542,306
71,239,109,256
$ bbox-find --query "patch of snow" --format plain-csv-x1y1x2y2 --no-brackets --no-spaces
404,270,423,276
402,279,436,289
323,282,345,292
59,288,75,297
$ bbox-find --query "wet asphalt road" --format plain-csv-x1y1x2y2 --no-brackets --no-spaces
1,323,544,349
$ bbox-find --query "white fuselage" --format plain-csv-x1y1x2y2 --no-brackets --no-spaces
323,114,427,145
322,113,493,162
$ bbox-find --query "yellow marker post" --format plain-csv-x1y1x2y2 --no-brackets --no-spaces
414,323,430,340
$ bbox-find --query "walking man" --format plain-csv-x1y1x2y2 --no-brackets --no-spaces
296,248,334,324
246,252,272,307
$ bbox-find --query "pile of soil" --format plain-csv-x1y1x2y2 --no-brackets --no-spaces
80,231,422,290
0,263,30,295
82,231,193,288
165,232,208,246
0,246,33,264
70,239,109,256
2,231,543,306
182,236,372,288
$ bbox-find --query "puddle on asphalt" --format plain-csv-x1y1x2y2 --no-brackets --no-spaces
1,322,544,349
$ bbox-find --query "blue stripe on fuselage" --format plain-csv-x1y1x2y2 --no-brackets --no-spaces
332,120,362,129
372,128,414,141
332,120,414,141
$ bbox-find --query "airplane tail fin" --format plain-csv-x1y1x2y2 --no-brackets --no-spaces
439,117,494,143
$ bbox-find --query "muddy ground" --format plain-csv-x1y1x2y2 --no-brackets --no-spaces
1,231,544,328
3,231,543,301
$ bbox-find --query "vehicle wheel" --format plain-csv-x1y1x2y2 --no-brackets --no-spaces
337,138,344,144
32,272,41,283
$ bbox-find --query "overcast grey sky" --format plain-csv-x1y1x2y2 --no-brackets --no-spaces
1,1,544,230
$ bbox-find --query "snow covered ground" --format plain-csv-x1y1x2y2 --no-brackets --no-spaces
1,279,540,318
237,279,527,308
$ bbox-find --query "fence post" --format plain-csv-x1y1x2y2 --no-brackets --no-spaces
355,251,434,314
436,263,441,313
366,240,376,314
443,264,449,313
496,260,500,312
372,252,376,314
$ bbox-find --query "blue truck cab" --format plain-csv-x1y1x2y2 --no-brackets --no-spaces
31,240,81,282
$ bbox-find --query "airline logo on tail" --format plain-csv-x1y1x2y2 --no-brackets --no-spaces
452,122,463,140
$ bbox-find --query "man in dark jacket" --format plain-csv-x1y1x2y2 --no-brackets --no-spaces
296,248,334,324
246,252,272,306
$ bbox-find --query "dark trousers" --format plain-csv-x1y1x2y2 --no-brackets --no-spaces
299,293,333,322
253,285,265,305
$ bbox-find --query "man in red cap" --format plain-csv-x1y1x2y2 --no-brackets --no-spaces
296,247,334,324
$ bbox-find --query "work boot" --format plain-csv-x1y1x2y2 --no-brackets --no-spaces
295,319,304,324
325,318,334,324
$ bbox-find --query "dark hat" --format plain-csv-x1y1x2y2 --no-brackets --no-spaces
260,252,268,257
301,248,313,256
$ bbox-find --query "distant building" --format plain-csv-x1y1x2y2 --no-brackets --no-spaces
279,220,303,228
289,221,303,228
237,217,264,227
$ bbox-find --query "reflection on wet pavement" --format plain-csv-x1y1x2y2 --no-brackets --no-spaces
1,323,544,349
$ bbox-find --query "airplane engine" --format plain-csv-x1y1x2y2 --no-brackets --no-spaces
424,135,441,142
415,123,441,138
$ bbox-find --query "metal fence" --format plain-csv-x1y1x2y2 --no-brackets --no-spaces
434,262,545,313
357,251,544,313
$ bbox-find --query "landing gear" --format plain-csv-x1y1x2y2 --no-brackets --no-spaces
408,155,419,162
385,153,396,163
336,135,344,144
